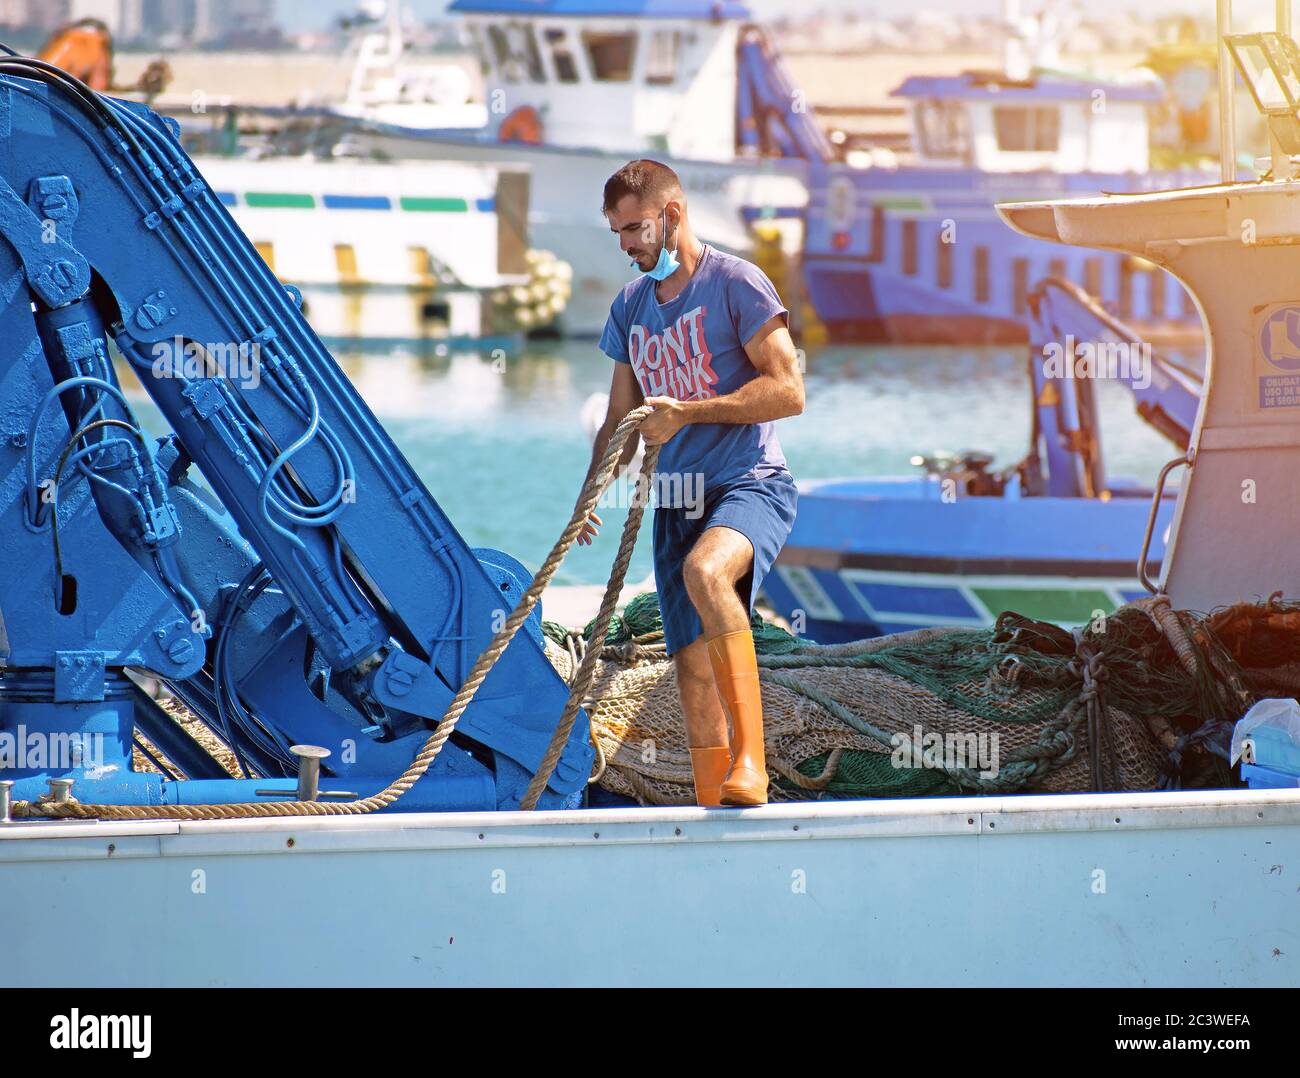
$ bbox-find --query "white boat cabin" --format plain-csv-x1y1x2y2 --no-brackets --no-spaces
448,0,750,159
892,72,1162,174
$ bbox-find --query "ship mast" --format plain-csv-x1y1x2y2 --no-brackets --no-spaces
1217,0,1300,183
1217,0,1235,182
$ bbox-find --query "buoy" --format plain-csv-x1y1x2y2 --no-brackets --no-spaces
499,105,543,145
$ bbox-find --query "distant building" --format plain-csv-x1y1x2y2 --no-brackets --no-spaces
28,0,182,42
137,0,188,41
0,0,28,29
68,0,119,28
194,0,277,45
17,0,72,32
29,0,282,47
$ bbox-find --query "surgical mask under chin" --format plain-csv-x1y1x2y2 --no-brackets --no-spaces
636,212,680,281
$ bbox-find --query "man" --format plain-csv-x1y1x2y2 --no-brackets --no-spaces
577,159,804,807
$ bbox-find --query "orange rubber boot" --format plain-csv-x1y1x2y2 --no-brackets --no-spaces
688,746,732,807
706,629,768,806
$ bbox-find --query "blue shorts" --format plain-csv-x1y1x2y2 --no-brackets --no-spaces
652,470,798,656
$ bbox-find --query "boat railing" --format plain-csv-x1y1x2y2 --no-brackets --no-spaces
1029,273,1203,453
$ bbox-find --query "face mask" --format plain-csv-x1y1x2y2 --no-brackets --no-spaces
636,208,680,281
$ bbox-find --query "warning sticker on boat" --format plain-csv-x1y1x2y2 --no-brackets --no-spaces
1254,302,1300,408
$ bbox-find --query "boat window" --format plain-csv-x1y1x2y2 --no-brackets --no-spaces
902,220,917,276
583,31,636,82
974,246,990,303
543,27,581,83
1013,257,1029,315
487,22,545,84
467,25,488,73
409,246,435,283
335,244,359,283
486,26,510,77
915,99,970,159
1084,257,1102,298
993,106,1060,152
1150,266,1166,318
645,30,680,85
936,234,952,289
868,206,885,262
1118,258,1134,320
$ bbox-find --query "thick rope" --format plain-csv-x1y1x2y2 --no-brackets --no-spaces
770,748,843,791
13,405,657,820
519,438,660,809
1147,595,1200,679
1069,625,1117,792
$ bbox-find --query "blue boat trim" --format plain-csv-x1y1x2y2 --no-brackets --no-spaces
740,206,805,221
448,0,751,17
321,194,393,210
849,579,985,621
777,546,1163,577
766,564,1154,633
317,333,522,352
892,73,1164,103
216,193,486,212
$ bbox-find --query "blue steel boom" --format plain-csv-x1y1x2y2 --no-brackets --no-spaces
0,57,593,812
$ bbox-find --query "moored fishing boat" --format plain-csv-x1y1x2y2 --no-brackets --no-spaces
1,2,1299,990
763,277,1201,642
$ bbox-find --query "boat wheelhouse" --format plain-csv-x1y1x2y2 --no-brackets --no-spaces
801,65,1211,343
335,0,816,336
452,0,757,160
893,70,1160,175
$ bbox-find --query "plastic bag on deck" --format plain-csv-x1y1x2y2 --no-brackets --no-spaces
1230,698,1300,770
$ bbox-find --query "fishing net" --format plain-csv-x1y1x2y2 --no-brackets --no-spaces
543,591,1300,805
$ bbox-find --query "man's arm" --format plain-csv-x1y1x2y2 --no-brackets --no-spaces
577,360,644,545
587,360,644,481
638,315,804,444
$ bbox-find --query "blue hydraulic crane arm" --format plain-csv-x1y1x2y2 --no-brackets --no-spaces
735,24,835,163
0,60,592,807
1026,275,1202,498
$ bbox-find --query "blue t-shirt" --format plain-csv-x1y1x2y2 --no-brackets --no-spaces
599,244,791,509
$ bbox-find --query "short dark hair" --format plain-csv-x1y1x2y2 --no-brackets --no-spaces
602,159,683,214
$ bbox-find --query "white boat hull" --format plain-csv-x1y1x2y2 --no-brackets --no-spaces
346,130,809,336
192,155,532,343
3,788,1297,986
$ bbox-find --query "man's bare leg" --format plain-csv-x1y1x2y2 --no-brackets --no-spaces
682,526,753,637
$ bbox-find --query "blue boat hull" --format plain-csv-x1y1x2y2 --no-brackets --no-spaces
760,478,1174,641
802,167,1212,343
